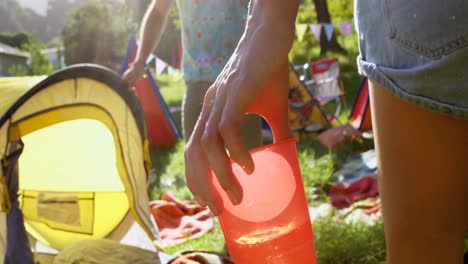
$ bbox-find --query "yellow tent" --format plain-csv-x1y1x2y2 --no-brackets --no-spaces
0,64,160,262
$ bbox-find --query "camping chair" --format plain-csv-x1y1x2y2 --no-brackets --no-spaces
317,77,373,148
287,64,330,139
295,58,346,122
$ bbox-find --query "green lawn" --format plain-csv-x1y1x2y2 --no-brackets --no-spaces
149,38,388,263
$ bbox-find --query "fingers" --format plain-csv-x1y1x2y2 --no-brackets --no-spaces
220,94,255,174
185,70,259,213
184,143,223,215
184,89,224,215
122,69,139,88
213,71,255,173
202,87,244,205
184,150,206,207
122,62,145,88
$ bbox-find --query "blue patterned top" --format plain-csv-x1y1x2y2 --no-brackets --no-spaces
176,0,248,83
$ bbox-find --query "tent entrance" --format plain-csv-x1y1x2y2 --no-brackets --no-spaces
9,106,132,250
0,65,161,263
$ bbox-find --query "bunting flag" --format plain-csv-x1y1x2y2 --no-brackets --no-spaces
167,66,175,75
339,21,354,36
308,24,322,42
155,57,168,75
295,24,308,42
295,18,354,43
323,23,335,41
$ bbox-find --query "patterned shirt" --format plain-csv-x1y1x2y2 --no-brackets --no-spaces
176,0,248,83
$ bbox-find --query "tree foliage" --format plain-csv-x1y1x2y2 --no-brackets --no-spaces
0,0,44,39
0,0,86,44
0,32,54,76
45,0,87,44
27,39,55,75
0,32,30,49
125,0,150,26
61,0,136,71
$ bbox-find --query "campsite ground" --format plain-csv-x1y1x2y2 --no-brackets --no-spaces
149,38,390,264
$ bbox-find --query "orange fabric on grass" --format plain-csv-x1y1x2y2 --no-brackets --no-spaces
149,192,214,247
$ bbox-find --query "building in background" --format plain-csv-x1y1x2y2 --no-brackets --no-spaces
0,42,30,76
42,47,65,69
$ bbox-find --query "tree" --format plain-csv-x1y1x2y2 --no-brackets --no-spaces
61,0,136,71
125,0,181,67
125,0,150,25
0,0,45,40
27,38,55,75
312,0,345,55
45,0,87,43
0,32,30,49
0,32,54,76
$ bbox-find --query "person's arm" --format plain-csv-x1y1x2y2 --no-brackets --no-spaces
237,0,298,90
184,0,299,215
123,0,173,86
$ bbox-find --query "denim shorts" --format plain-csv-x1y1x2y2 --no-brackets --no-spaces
355,0,468,118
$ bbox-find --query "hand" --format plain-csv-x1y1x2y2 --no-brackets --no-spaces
122,60,146,88
184,56,291,215
184,62,254,215
184,0,299,215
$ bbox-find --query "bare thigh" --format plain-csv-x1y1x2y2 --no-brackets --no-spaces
369,79,468,264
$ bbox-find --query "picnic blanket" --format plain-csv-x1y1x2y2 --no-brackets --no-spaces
329,150,379,209
337,197,382,226
329,175,379,209
308,198,382,226
150,192,214,247
333,149,377,184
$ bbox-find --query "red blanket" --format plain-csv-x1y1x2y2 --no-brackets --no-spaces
329,175,379,209
150,192,214,247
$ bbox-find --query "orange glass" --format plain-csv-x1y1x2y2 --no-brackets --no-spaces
212,138,317,263
212,65,317,263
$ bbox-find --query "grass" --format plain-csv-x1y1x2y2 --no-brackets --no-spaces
161,219,226,256
148,37,388,263
313,216,386,264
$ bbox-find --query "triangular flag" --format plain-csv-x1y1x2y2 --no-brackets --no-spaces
323,23,334,41
339,21,353,36
155,56,168,75
308,24,322,42
167,66,175,75
295,24,308,42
